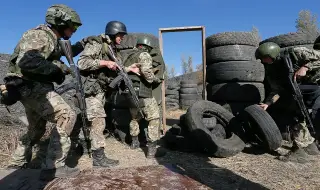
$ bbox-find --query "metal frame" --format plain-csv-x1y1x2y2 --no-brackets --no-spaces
158,26,206,134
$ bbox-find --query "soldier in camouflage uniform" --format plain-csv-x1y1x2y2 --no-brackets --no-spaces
123,36,166,158
256,42,320,163
77,21,140,167
3,4,88,178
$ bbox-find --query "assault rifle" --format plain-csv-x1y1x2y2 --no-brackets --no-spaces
283,48,316,136
59,40,92,157
106,38,145,118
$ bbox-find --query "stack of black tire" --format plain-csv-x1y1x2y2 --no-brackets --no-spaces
165,81,180,111
205,31,265,115
179,80,201,109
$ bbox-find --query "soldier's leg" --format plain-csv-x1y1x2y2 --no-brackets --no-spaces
23,90,80,178
7,106,47,169
278,121,315,163
142,97,165,158
86,93,119,167
129,107,140,149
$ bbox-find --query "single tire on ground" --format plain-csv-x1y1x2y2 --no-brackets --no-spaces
206,61,265,84
206,45,257,64
166,94,179,99
237,105,282,151
206,82,265,102
206,31,260,49
185,100,245,157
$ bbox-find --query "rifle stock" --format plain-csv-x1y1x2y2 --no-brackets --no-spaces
283,48,316,136
58,40,92,157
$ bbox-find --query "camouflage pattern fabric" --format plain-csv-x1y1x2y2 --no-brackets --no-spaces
7,24,80,169
84,92,107,150
10,82,76,169
292,121,315,148
77,40,103,71
138,52,161,84
129,97,160,142
293,47,320,72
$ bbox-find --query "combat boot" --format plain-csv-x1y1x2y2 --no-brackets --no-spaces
130,136,140,149
40,165,80,180
146,141,166,158
303,142,320,155
277,145,310,164
92,147,119,167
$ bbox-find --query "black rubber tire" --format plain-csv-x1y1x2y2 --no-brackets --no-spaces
166,98,179,104
180,94,201,100
206,61,265,84
180,84,198,88
206,31,260,49
203,117,217,129
206,45,257,64
167,82,180,90
165,90,179,96
185,100,245,157
179,87,198,94
217,101,257,116
259,31,317,48
180,80,196,85
166,94,179,99
116,33,137,49
179,99,199,109
237,105,282,151
211,124,227,139
207,82,265,102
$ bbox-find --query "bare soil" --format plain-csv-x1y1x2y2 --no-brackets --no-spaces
0,109,320,189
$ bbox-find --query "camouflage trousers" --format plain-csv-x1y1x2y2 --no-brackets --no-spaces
129,97,160,142
10,82,77,169
84,92,107,150
292,121,315,148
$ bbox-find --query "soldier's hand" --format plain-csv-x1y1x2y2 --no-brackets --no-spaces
59,64,73,75
100,60,119,71
128,63,141,76
258,103,269,110
294,66,309,80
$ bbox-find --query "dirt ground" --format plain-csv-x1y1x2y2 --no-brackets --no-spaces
0,109,320,189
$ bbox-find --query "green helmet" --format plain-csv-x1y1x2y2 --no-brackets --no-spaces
136,36,158,48
45,4,82,27
256,42,281,60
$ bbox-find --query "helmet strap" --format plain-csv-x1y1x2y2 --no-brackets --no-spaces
50,24,70,40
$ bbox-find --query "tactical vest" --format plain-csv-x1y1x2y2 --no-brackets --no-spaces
8,26,62,77
123,50,153,98
80,36,119,95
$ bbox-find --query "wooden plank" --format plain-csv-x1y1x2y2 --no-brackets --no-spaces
159,26,203,32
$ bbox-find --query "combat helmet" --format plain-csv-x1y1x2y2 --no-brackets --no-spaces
45,4,82,29
137,36,158,48
105,21,127,36
256,42,281,60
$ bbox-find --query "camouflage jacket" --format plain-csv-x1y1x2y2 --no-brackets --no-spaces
7,24,86,84
264,47,320,105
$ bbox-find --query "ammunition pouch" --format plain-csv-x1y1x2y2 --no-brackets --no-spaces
121,88,144,109
0,76,27,105
83,77,103,96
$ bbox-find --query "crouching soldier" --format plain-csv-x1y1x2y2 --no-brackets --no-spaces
256,42,320,163
77,21,140,167
123,36,166,158
3,4,87,178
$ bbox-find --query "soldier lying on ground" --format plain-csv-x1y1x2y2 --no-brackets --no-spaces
2,4,90,178
77,21,140,167
256,41,320,163
122,36,166,158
